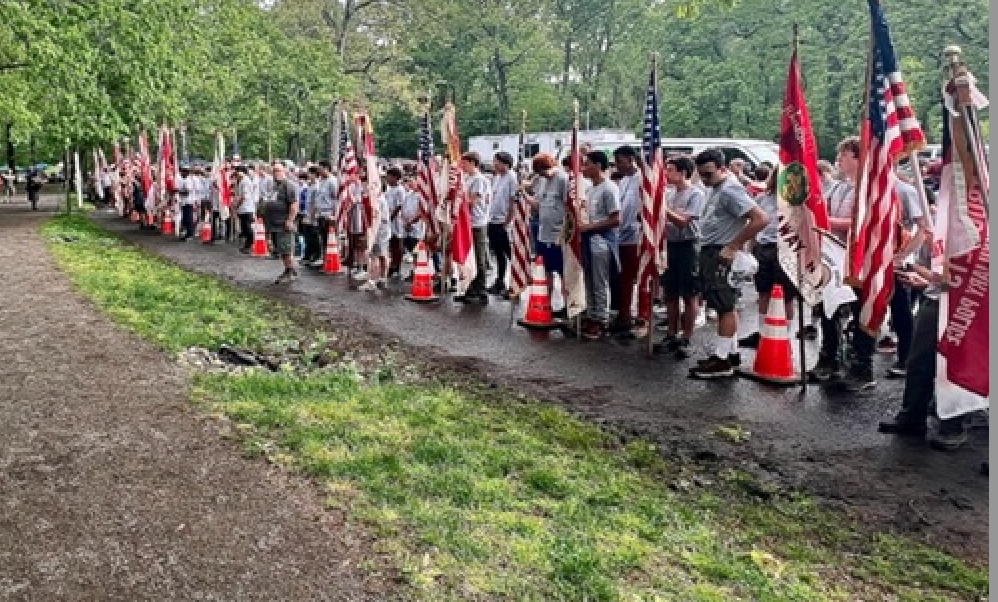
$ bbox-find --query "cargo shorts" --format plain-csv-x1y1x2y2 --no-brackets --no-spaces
698,245,740,314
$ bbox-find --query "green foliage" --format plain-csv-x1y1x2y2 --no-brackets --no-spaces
43,213,989,601
2,0,988,163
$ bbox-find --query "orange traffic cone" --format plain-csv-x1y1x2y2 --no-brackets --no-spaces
251,218,269,257
200,212,213,243
404,241,440,303
322,225,343,274
162,211,174,236
516,256,562,331
737,284,799,386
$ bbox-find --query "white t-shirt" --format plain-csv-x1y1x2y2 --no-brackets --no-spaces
236,177,256,214
385,184,406,238
400,189,424,239
464,171,492,228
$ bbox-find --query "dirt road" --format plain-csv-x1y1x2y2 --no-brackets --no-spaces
0,201,397,600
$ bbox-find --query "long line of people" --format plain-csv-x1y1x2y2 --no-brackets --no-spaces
90,139,970,450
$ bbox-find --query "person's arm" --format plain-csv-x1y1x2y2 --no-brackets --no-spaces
720,190,767,260
581,210,621,233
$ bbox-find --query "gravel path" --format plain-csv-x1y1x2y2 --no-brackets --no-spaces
0,204,397,600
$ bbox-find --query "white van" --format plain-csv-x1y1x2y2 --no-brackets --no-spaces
657,138,781,172
555,137,780,172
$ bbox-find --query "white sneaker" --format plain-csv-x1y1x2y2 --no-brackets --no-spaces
352,269,369,281
696,308,708,327
357,280,377,292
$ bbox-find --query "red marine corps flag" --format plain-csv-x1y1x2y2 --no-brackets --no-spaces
560,101,586,319
931,58,989,419
776,38,832,307
440,101,476,295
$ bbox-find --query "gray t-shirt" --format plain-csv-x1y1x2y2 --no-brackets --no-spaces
489,171,517,224
585,179,620,252
314,175,337,217
825,178,855,241
894,179,923,228
536,170,568,244
464,171,491,228
236,177,255,214
755,192,779,244
699,175,757,246
666,186,704,242
616,173,641,245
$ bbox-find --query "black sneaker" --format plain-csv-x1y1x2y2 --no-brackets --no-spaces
672,338,692,360
274,269,298,285
885,362,906,379
876,336,898,354
807,357,841,382
689,355,734,379
840,369,876,392
796,324,818,340
697,352,740,368
652,334,676,354
486,283,505,296
929,430,968,451
877,418,927,436
738,332,761,348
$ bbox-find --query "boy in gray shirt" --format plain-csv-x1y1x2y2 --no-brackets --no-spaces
690,149,766,378
579,150,621,339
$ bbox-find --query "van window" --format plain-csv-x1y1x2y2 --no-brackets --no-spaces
661,146,695,158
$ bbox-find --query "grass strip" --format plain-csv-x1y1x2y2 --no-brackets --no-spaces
43,214,988,601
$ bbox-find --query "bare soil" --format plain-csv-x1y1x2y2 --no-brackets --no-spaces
0,203,402,601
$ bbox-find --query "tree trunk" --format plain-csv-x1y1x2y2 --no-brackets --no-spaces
493,49,511,134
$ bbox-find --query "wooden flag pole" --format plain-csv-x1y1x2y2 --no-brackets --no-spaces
572,99,582,341
645,51,660,358
791,23,808,390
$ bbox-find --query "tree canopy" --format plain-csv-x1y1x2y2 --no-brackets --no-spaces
0,0,988,164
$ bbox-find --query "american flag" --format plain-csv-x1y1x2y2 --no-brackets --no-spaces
415,108,440,239
137,130,152,200
508,114,531,296
854,0,926,334
637,61,667,297
336,110,358,233
561,108,586,318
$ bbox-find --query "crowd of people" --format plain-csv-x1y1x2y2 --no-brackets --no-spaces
90,137,972,451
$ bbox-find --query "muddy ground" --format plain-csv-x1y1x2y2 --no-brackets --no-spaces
87,207,989,564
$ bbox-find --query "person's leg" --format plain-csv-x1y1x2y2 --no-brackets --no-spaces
388,237,403,276
468,227,489,297
881,299,937,433
614,244,639,330
890,275,914,369
487,223,509,291
587,244,611,334
681,295,699,341
182,205,195,238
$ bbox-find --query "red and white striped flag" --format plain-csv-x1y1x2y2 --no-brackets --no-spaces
214,131,230,208
335,110,359,234
441,102,476,294
137,130,152,200
637,59,667,298
355,111,381,253
508,116,532,297
561,107,586,318
851,0,926,334
415,107,440,240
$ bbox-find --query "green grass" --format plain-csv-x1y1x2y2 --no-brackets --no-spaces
43,214,988,601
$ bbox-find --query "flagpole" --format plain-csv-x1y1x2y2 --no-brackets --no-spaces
572,99,582,341
646,51,659,359
791,23,808,390
510,108,527,330
945,46,990,217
